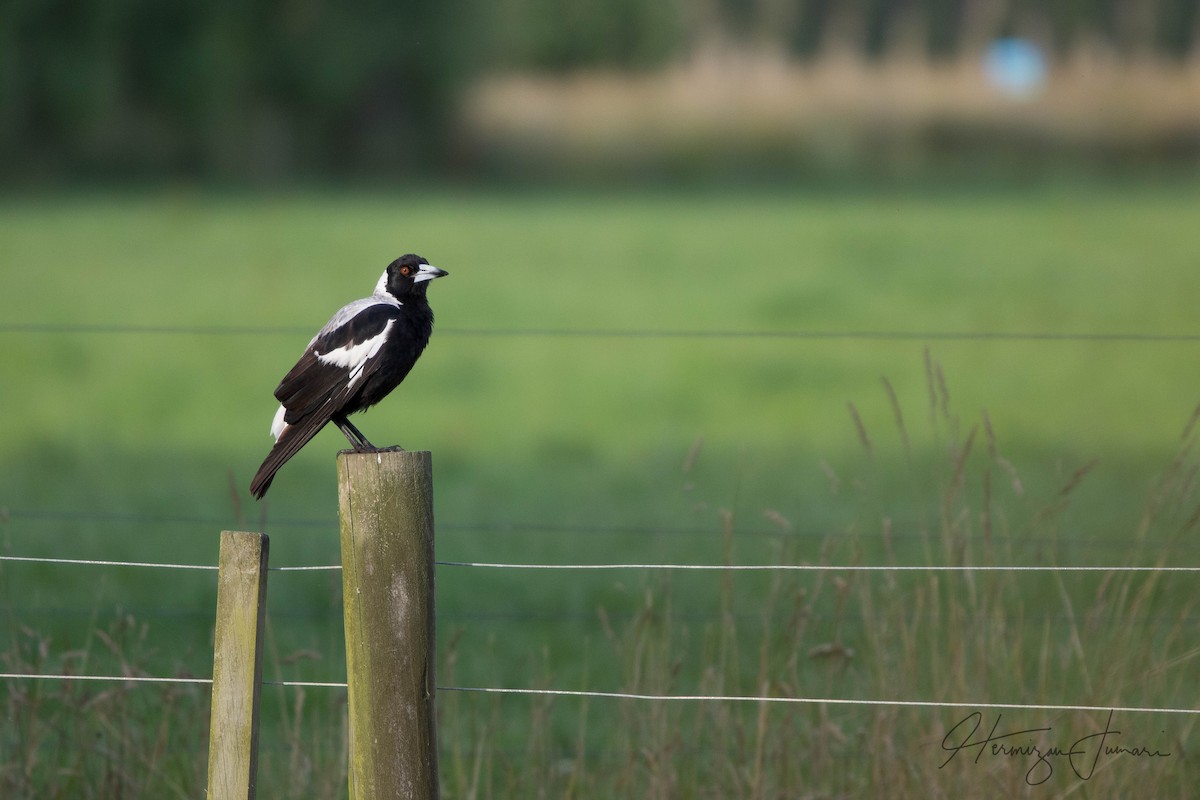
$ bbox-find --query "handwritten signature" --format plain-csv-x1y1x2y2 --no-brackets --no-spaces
940,710,1172,785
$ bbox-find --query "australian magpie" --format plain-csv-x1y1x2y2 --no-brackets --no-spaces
249,254,448,499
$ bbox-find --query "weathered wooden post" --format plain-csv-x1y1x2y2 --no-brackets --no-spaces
207,531,270,800
337,449,439,799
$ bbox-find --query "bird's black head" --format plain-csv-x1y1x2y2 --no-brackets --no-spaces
377,254,448,299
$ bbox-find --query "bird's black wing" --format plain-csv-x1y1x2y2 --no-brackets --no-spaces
274,302,402,424
249,302,401,499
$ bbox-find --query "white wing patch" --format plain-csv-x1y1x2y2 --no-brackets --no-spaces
316,318,394,388
270,404,288,441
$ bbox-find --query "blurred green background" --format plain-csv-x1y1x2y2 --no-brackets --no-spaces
5,0,1200,183
3,1,1200,796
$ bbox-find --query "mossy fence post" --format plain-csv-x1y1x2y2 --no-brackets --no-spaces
338,449,439,800
206,530,270,800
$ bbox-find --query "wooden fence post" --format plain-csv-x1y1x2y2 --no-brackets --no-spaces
206,531,270,800
337,449,439,800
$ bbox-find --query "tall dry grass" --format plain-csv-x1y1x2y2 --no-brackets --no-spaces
4,352,1199,796
440,349,1199,797
0,615,207,799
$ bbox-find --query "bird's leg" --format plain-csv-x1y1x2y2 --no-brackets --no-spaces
333,416,377,451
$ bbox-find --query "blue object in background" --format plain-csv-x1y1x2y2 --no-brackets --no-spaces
984,38,1048,99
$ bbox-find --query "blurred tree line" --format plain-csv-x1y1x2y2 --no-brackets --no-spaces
2,0,1198,182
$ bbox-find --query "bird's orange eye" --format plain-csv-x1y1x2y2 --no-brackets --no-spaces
400,266,412,276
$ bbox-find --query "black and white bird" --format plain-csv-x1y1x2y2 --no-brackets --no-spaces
249,254,448,499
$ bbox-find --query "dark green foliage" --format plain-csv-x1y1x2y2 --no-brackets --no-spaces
2,0,467,181
3,0,1198,182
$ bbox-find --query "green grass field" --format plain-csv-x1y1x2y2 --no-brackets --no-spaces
3,182,1200,796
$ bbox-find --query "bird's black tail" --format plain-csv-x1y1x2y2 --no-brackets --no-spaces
249,414,329,499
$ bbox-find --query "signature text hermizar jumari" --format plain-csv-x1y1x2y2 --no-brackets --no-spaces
940,710,1171,785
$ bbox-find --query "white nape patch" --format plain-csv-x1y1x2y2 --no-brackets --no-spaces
317,319,395,388
270,404,288,441
373,270,389,295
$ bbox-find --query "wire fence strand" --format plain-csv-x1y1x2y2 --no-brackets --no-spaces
0,672,213,685
437,687,1200,716
0,672,333,688
5,554,1199,574
4,321,1200,343
2,671,1196,716
0,554,339,573
437,561,1200,572
0,554,218,571
9,508,1199,556
4,554,1197,719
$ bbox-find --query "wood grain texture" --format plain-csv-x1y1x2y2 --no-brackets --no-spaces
337,449,438,800
207,531,270,800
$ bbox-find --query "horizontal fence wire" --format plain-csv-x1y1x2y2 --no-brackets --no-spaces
0,672,213,685
436,688,1200,717
0,554,218,571
0,555,330,573
1,671,1197,716
436,562,1200,572
4,322,1200,342
0,672,331,689
9,605,1191,627
5,554,1200,574
4,555,1197,718
9,508,1200,556
0,554,334,573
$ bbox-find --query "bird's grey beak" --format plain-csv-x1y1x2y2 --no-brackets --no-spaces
414,264,448,283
